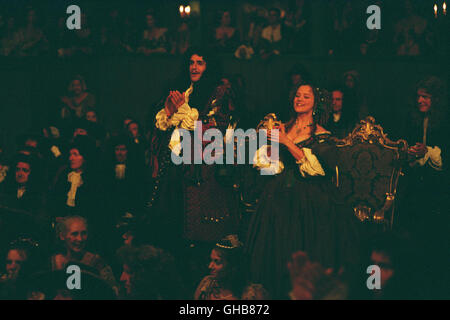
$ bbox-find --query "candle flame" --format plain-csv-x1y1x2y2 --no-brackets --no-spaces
179,5,184,13
185,6,191,14
444,2,447,10
434,4,438,12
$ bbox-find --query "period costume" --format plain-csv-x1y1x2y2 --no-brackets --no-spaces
400,109,448,231
148,83,239,253
245,129,360,299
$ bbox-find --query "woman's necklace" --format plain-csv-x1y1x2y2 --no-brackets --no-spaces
294,121,313,135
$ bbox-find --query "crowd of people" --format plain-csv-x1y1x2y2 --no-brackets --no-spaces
0,1,446,59
0,42,447,299
0,1,448,301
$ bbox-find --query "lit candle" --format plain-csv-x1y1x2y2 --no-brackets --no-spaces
443,2,447,15
434,4,438,18
185,5,191,15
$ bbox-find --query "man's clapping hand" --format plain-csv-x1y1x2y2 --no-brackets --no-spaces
408,143,428,159
165,91,185,117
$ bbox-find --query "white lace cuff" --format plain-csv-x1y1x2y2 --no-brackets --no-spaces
155,108,170,131
168,128,182,156
414,146,443,171
253,145,284,175
172,103,199,130
296,148,326,177
155,103,199,131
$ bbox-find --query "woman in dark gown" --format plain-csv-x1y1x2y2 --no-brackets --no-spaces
245,83,360,299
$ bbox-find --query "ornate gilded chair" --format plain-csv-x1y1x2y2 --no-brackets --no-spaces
332,117,408,229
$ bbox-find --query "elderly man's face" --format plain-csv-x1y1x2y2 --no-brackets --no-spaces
6,249,27,280
16,162,31,185
60,219,88,254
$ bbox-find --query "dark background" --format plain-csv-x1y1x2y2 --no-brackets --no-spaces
0,0,448,152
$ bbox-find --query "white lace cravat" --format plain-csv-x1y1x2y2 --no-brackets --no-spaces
17,186,26,199
115,164,126,180
67,171,83,207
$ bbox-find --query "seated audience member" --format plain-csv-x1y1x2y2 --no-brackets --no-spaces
287,251,349,300
195,235,269,300
51,216,118,295
326,88,356,139
59,75,96,138
169,16,191,56
137,11,168,55
0,153,45,217
85,109,107,147
16,132,45,157
116,244,185,299
125,119,147,168
0,16,20,56
104,135,144,222
14,132,47,179
49,136,102,224
212,11,238,53
66,12,96,57
359,29,385,57
350,233,423,300
401,76,448,230
0,239,40,299
99,8,134,55
234,8,265,60
393,0,427,57
260,7,285,59
284,0,309,54
15,8,48,56
115,213,144,248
